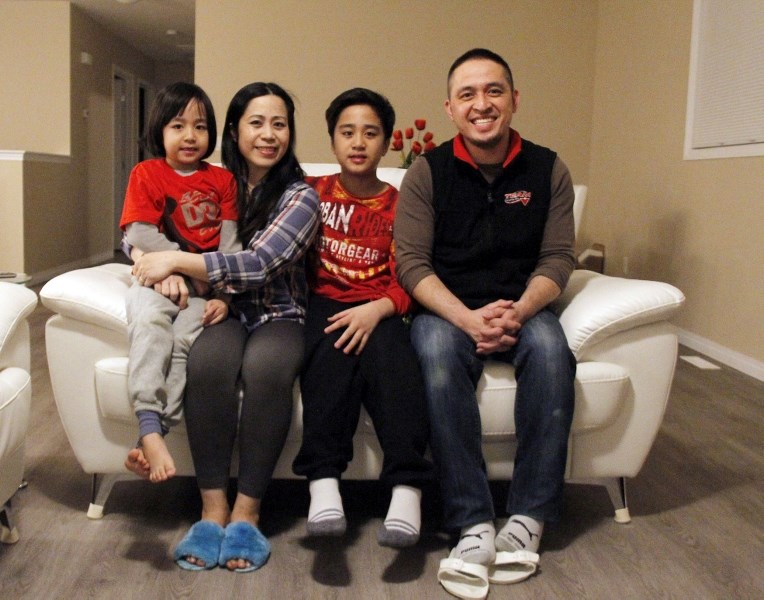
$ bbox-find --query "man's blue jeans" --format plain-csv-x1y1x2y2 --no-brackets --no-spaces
410,309,576,531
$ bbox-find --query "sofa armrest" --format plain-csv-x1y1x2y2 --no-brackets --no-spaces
552,270,685,359
39,264,131,334
0,283,38,369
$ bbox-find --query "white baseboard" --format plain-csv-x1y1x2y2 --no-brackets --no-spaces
677,328,764,382
28,252,115,287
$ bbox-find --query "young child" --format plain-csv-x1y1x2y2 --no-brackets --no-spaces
292,88,433,548
120,82,240,483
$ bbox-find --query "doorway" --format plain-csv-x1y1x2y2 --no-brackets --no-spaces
112,69,135,250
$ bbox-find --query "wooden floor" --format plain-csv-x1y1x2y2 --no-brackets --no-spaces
1,294,762,599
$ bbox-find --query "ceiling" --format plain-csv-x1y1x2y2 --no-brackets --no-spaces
71,0,195,63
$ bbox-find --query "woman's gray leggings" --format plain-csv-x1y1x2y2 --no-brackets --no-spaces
184,317,304,499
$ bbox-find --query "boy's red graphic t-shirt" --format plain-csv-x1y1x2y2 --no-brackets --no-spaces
308,173,411,315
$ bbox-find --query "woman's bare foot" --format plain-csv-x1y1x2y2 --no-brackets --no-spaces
181,489,230,569
124,447,150,479
141,432,176,483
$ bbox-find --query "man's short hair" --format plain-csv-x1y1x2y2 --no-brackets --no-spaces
447,48,515,94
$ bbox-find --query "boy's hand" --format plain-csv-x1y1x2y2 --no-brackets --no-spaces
153,274,189,309
202,298,228,326
325,298,394,355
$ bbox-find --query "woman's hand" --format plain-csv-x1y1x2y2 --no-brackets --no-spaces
133,251,179,287
325,298,394,355
202,298,228,326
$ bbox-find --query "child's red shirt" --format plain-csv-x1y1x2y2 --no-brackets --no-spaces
120,158,237,253
307,174,411,315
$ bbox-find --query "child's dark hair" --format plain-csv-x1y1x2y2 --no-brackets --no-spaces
221,82,304,245
325,88,396,141
141,82,217,159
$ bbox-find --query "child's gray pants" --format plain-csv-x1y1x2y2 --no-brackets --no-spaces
125,279,205,431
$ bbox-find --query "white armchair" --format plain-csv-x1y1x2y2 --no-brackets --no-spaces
0,282,37,543
39,166,684,522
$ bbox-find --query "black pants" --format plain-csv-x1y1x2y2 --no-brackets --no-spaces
292,295,433,488
185,317,304,499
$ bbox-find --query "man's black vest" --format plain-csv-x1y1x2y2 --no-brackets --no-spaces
424,138,556,308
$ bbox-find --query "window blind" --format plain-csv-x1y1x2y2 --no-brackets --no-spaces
685,0,764,158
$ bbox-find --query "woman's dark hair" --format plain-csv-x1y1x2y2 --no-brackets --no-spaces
222,82,304,245
141,82,217,159
325,87,396,141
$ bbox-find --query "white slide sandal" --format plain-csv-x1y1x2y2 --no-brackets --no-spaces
437,553,490,599
487,549,539,584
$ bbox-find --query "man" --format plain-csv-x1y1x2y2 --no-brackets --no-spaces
395,48,576,591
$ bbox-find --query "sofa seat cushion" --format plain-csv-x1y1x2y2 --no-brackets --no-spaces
478,360,629,440
94,355,628,443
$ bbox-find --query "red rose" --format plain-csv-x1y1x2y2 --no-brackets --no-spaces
405,128,414,139
391,139,404,151
392,129,402,140
424,141,436,152
423,132,433,143
415,119,426,130
412,141,423,154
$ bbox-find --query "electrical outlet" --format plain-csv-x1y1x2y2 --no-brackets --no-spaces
622,256,629,275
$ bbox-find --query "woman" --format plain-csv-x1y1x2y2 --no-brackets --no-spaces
132,82,319,573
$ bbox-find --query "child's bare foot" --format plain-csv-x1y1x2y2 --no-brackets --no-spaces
125,447,151,479
141,432,177,483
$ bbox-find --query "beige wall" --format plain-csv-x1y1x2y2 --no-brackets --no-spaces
195,0,762,367
0,1,171,276
196,0,597,183
70,5,155,258
23,156,80,274
0,1,70,154
0,158,25,272
0,1,760,368
587,1,764,363
154,62,195,90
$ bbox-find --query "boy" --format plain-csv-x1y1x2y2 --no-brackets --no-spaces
292,88,433,547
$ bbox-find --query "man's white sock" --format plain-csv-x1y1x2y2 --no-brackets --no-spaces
307,478,346,536
496,514,543,553
378,485,421,548
454,521,496,565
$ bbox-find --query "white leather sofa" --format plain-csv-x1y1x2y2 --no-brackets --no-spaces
40,164,685,522
0,282,37,543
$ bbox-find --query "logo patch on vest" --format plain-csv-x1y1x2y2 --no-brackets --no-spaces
504,191,532,206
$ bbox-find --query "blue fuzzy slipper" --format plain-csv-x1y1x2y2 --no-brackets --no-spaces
218,521,271,573
173,521,225,571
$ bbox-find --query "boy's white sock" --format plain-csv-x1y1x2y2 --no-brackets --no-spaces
454,521,496,565
377,485,421,548
307,478,346,536
496,514,543,553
